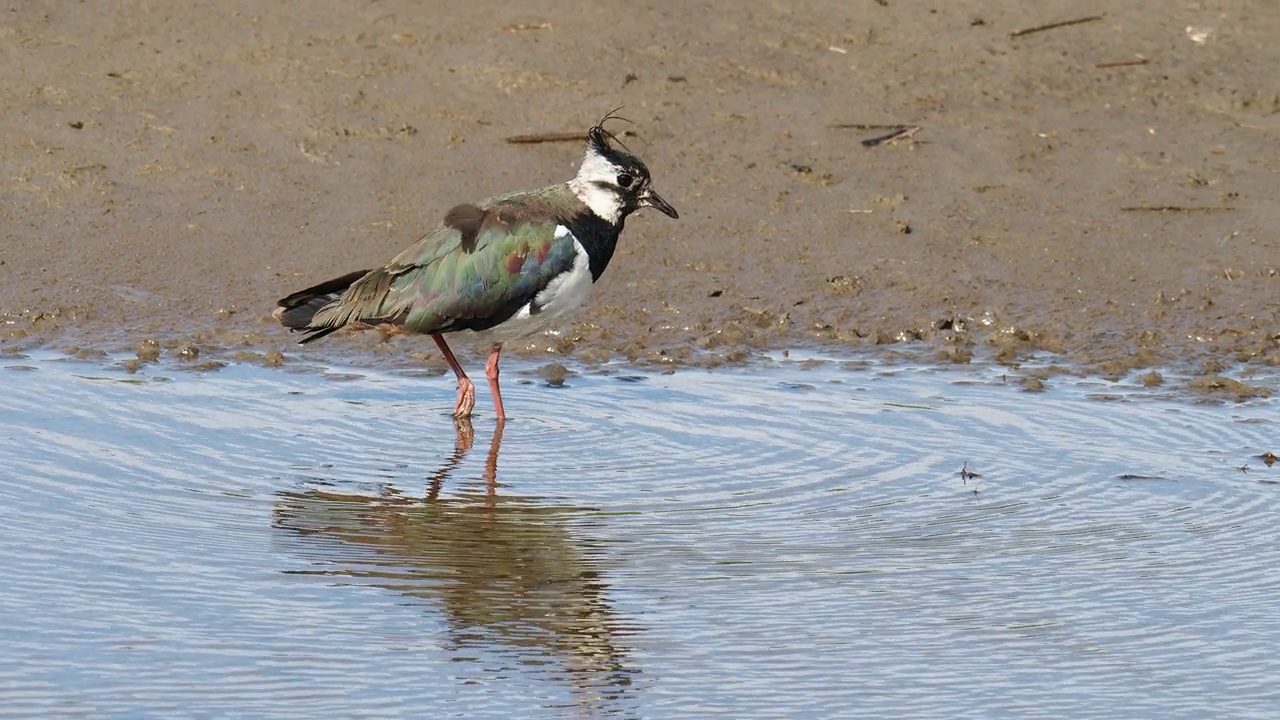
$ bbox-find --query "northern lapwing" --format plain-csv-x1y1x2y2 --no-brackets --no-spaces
273,113,678,420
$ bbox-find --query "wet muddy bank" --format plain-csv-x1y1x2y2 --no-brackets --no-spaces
4,317,1275,404
3,0,1276,399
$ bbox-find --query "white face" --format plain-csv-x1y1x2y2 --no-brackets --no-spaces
568,146,629,224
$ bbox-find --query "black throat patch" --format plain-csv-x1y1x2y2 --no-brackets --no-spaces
564,211,624,282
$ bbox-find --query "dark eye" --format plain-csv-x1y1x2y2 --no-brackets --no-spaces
616,173,634,188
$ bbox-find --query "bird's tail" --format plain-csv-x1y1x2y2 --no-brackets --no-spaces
273,269,372,344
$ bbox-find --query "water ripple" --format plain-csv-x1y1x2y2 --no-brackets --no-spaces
0,355,1277,718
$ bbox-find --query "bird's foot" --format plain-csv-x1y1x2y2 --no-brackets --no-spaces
452,378,476,418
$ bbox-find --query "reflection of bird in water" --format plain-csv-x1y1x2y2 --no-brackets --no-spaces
272,419,639,715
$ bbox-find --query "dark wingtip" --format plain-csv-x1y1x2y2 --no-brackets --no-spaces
296,326,341,344
276,269,372,311
273,268,372,340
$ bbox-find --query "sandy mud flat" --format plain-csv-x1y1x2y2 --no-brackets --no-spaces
3,2,1277,396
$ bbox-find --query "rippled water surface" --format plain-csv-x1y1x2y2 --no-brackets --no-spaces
2,352,1278,718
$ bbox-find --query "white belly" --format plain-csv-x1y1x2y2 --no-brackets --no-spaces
471,227,594,345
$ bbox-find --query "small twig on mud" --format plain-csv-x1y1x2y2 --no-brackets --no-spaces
859,125,922,148
504,131,588,144
828,123,912,130
1095,58,1149,69
1010,14,1104,39
505,129,637,144
1121,206,1237,213
502,22,552,32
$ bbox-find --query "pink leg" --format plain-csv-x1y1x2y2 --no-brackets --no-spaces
485,344,506,422
432,333,475,418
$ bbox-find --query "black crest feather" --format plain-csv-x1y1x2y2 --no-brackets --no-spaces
588,107,637,157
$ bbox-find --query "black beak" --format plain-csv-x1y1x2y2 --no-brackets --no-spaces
640,189,679,219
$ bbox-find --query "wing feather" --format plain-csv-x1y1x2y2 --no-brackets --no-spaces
311,196,578,335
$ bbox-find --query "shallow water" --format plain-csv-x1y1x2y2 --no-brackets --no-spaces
2,352,1278,719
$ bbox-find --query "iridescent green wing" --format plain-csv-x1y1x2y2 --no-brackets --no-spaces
397,210,578,333
316,198,578,334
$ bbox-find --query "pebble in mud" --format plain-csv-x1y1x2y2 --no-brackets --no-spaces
230,350,287,367
525,362,577,387
1093,349,1162,377
62,346,107,361
939,346,973,364
1187,375,1273,401
135,339,161,363
1019,377,1046,392
697,322,751,348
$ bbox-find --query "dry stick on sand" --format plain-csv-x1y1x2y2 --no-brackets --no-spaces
1121,206,1236,213
828,123,922,148
504,131,588,144
861,125,921,147
1096,58,1150,68
1010,14,1104,38
505,129,638,145
827,123,912,130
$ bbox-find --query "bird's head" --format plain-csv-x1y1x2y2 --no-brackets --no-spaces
569,112,678,224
